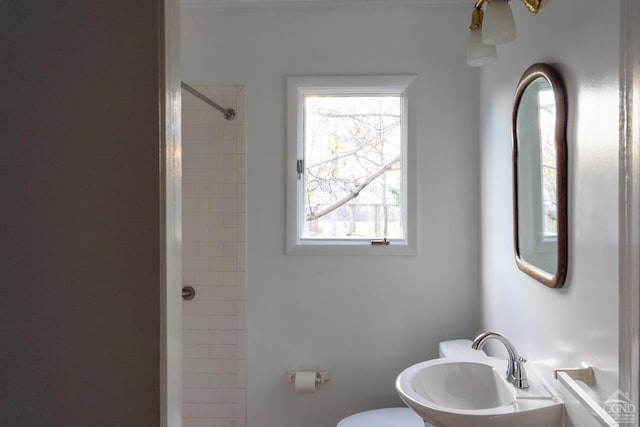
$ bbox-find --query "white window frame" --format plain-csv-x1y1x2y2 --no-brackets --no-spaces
286,75,417,255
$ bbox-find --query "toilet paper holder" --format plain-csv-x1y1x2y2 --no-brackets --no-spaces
287,370,330,385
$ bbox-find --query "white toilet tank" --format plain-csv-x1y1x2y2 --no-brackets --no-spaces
438,339,487,359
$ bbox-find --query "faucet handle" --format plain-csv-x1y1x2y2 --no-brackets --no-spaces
511,356,529,389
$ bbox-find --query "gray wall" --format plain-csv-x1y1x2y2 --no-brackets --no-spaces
0,2,162,425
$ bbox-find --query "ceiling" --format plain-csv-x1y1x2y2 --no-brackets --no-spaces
181,0,468,7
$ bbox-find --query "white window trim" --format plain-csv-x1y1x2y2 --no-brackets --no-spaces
286,75,418,255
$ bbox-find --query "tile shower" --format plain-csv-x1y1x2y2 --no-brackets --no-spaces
182,85,247,427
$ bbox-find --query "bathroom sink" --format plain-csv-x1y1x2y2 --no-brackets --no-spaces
408,360,516,410
396,357,562,427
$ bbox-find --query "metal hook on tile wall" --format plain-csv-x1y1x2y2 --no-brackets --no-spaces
181,81,236,121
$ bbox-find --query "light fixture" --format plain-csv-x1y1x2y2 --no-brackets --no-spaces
467,0,542,67
482,0,516,45
467,8,497,66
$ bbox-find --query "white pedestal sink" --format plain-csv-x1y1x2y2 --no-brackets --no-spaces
396,357,562,427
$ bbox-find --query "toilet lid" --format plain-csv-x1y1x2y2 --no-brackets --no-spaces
337,408,424,427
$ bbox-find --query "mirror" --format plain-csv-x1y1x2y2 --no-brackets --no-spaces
512,63,567,288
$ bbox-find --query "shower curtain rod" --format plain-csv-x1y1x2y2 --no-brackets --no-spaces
181,81,236,121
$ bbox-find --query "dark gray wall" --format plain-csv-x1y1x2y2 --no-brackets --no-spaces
0,2,161,425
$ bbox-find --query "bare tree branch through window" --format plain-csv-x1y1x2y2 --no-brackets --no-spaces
302,96,403,239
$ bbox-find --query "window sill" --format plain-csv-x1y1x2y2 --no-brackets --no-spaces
286,240,417,256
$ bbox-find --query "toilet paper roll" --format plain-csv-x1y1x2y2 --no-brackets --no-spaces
294,371,317,393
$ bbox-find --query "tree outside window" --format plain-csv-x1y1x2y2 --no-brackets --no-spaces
302,95,403,240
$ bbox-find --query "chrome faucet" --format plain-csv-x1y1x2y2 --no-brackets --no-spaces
472,332,529,389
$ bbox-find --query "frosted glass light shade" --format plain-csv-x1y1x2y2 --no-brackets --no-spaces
482,0,516,45
467,29,498,66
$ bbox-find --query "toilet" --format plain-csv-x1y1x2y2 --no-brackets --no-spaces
337,407,425,427
337,339,485,427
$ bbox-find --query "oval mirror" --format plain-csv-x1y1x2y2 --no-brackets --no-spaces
512,63,567,288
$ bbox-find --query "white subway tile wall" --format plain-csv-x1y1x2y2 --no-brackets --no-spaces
183,85,247,427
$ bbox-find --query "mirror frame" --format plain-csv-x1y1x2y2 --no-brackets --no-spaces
512,63,568,288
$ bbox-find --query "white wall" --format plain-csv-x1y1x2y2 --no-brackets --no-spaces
479,0,620,424
182,4,481,426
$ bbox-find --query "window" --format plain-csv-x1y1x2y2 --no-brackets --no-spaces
287,75,417,255
537,86,557,239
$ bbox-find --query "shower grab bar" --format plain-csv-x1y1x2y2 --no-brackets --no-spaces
180,81,236,121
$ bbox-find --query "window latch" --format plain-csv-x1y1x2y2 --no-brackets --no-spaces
297,159,304,179
371,238,390,246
